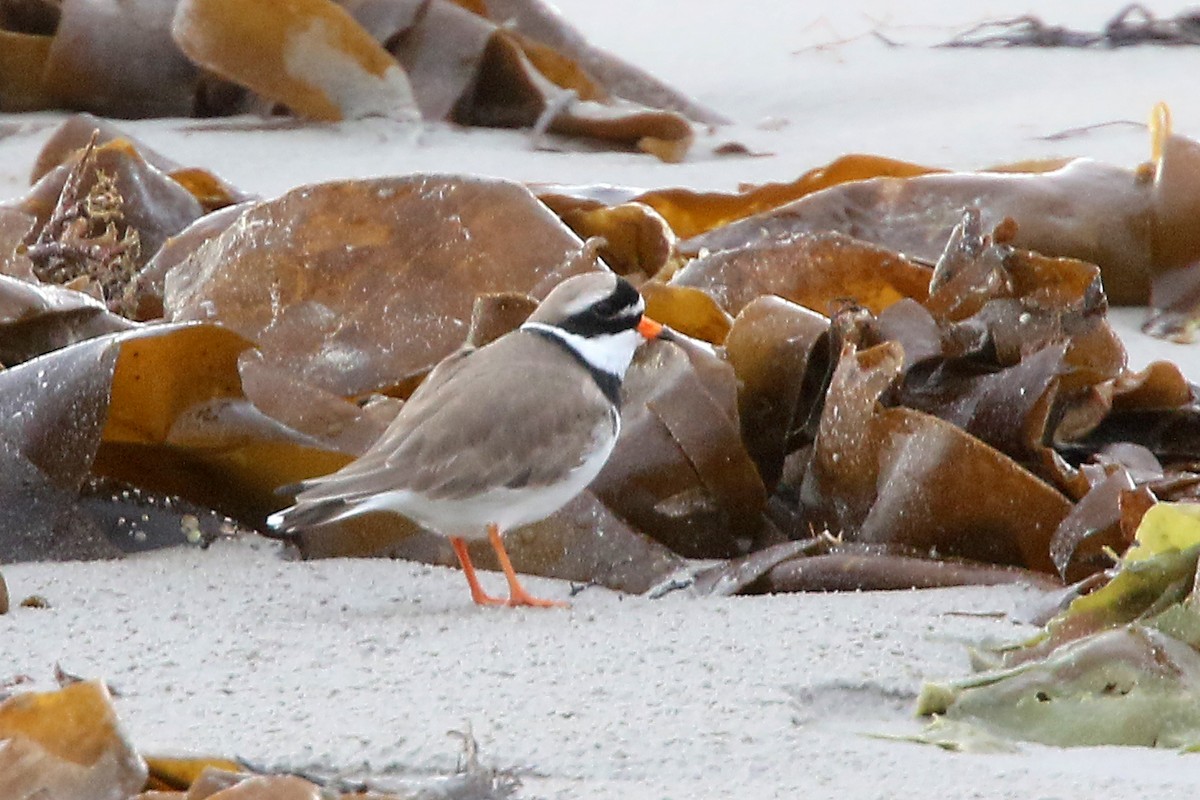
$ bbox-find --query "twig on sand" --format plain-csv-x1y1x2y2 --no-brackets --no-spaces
241,727,521,799
792,23,902,55
1035,119,1145,142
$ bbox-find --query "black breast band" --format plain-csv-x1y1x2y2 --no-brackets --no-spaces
524,327,622,406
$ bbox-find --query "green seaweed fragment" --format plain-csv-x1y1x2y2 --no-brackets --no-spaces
911,501,1200,751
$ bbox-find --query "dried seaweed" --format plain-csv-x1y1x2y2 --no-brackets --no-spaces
22,134,140,315
30,113,249,212
940,5,1200,49
940,15,1100,48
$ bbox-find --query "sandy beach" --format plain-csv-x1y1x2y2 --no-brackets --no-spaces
3,1,1200,797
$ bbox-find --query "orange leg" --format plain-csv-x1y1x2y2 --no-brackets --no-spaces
449,536,505,606
487,524,568,608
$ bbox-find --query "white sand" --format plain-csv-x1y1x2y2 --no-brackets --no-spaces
2,0,1200,796
4,539,1197,798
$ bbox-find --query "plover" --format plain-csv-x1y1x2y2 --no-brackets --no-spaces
268,271,665,607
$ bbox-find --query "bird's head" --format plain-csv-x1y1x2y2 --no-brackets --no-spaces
522,272,666,381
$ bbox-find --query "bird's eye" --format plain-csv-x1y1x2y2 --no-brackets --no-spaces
593,298,619,317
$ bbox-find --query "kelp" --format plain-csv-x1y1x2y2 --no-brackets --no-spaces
722,296,830,488
536,116,1200,330
383,0,704,159
897,342,1066,468
797,340,1068,572
0,29,52,111
93,325,351,524
1047,469,1140,583
0,0,713,160
0,680,147,800
43,0,198,118
914,501,1200,750
0,273,135,366
163,175,597,398
682,156,1163,306
172,0,420,122
5,110,1200,596
589,338,767,558
136,202,252,321
672,231,932,317
428,12,695,160
0,142,757,588
1144,106,1200,340
0,323,351,561
235,349,396,457
680,107,1200,313
143,756,250,792
691,538,1057,596
473,0,725,125
638,281,732,344
691,208,1200,579
549,201,676,279
370,0,491,120
537,153,942,241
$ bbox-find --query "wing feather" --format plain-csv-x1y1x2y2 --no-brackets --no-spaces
288,333,615,508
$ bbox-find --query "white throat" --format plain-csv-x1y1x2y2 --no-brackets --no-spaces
521,322,643,380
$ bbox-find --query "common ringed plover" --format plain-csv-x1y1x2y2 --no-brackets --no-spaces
267,271,665,607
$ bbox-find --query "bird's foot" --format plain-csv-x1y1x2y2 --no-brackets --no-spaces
486,524,568,608
467,587,510,607
502,588,568,609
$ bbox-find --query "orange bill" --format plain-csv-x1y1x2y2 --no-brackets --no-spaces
637,315,666,340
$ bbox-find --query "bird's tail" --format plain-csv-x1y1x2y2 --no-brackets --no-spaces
265,495,364,534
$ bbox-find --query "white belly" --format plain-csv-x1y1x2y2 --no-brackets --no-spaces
350,426,619,539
